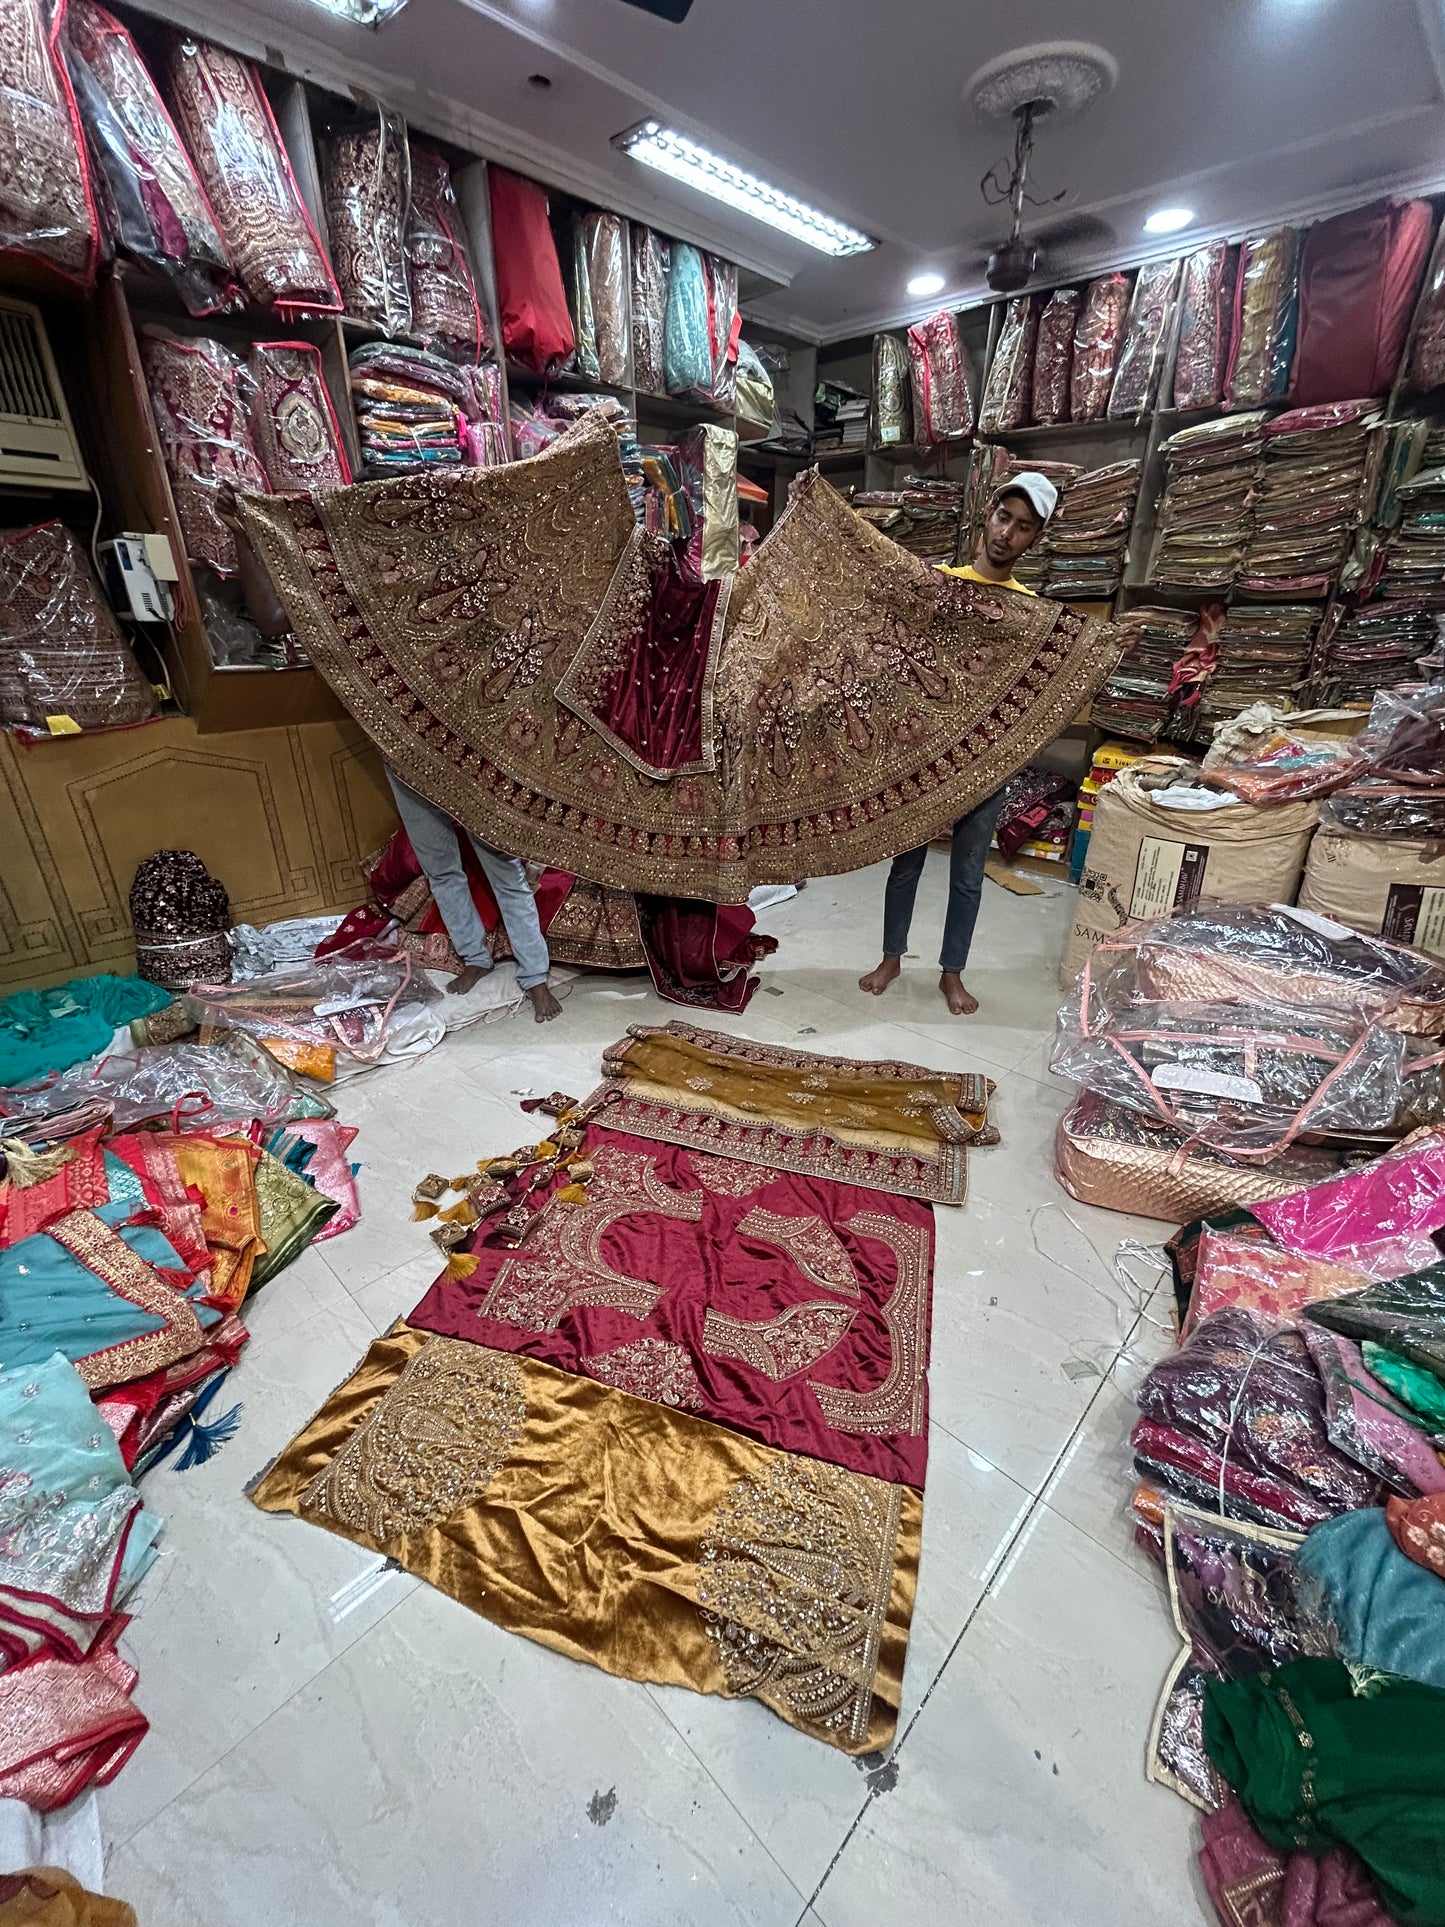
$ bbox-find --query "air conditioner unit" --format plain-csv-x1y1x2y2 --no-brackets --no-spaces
0,295,89,491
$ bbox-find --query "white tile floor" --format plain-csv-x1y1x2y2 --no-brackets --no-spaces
99,859,1214,1925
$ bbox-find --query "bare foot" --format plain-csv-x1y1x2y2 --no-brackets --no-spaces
447,963,493,995
939,970,979,1015
859,956,901,996
528,983,563,1023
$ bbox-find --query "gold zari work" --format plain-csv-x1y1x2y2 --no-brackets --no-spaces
238,412,1121,901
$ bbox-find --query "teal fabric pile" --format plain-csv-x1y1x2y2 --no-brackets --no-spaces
0,974,171,1087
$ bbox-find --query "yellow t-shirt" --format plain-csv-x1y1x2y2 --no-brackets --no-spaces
938,563,1036,596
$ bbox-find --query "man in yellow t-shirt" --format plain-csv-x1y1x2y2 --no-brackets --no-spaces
860,471,1058,1016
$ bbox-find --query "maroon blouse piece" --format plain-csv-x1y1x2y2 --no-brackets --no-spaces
409,1125,936,1487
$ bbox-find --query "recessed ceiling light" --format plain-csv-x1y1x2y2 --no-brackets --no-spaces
613,121,874,257
1143,206,1195,235
907,271,946,299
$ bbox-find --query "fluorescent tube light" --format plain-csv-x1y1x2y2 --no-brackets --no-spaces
613,121,874,256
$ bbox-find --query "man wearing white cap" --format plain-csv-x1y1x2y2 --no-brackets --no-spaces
860,471,1057,1015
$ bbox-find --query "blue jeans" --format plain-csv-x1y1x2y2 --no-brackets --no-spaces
385,770,551,990
881,790,1004,974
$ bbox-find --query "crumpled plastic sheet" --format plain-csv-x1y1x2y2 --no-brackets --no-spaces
190,949,436,1065
229,916,347,979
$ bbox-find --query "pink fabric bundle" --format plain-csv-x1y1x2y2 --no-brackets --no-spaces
906,310,973,443
247,341,351,491
1070,272,1132,421
141,329,270,575
1172,239,1236,410
287,1119,360,1241
1251,1128,1445,1275
1030,287,1081,424
1291,198,1433,405
1199,1802,1394,1927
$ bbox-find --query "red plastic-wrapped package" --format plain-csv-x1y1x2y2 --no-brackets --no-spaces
0,521,158,735
247,341,351,491
141,329,270,575
1070,271,1132,421
1292,198,1433,406
979,295,1037,433
1171,240,1235,410
906,309,972,443
1030,287,1080,424
0,0,98,281
487,166,574,374
1109,258,1182,418
323,108,412,337
405,142,485,363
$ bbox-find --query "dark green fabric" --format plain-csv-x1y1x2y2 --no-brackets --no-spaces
1308,1269,1445,1382
1204,1656,1445,1923
0,974,170,1087
1363,1343,1445,1435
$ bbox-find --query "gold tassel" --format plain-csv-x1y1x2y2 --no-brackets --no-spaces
484,1158,520,1180
531,1140,560,1161
411,1199,439,1221
445,1251,480,1280
449,1176,475,1192
562,1159,594,1183
554,1183,588,1204
438,1198,478,1226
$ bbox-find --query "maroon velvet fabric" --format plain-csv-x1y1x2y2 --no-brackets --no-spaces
1292,198,1433,405
409,1124,935,1487
486,166,574,374
584,540,721,775
637,896,776,1011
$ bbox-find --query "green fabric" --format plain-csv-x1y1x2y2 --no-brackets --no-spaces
0,975,170,1087
248,1150,337,1289
1204,1656,1445,1923
1364,1343,1445,1434
1309,1268,1445,1381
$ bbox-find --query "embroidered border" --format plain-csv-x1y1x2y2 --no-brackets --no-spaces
734,1207,860,1298
702,1301,855,1381
47,1209,208,1391
808,1214,931,1438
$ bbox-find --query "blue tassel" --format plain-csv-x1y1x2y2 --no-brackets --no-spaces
173,1400,243,1470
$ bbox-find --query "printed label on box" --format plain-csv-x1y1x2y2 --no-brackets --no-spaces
1384,884,1445,957
1130,838,1210,920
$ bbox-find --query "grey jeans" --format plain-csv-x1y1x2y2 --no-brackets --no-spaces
385,769,550,990
881,789,1004,974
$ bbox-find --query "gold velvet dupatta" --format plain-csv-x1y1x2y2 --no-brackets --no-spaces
237,411,1121,902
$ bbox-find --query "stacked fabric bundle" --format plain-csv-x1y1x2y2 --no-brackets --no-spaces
1377,456,1445,602
1089,606,1196,741
851,482,967,565
1238,401,1382,598
348,342,472,475
813,376,868,452
1151,413,1267,591
1311,605,1438,701
993,766,1077,862
1041,458,1142,599
1182,603,1319,741
253,1020,1001,1756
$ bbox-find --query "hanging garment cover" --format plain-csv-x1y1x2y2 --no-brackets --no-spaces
163,36,339,316
873,332,912,446
404,142,485,362
63,0,232,313
1031,288,1081,425
1291,198,1434,406
979,295,1038,433
629,222,668,393
247,341,351,491
1171,240,1236,411
663,241,712,397
0,0,97,282
236,409,1122,901
487,166,573,374
0,522,159,735
906,311,971,444
322,108,413,338
141,329,270,576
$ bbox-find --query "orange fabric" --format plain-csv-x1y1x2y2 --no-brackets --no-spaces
168,1134,265,1309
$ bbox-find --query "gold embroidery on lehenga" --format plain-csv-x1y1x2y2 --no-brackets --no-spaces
582,1337,706,1410
734,1207,860,1298
808,1214,930,1438
301,1337,523,1542
697,1456,903,1746
46,1209,208,1390
702,1302,855,1381
686,1153,771,1198
478,1144,703,1331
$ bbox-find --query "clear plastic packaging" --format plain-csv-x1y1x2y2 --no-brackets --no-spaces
1108,257,1182,419
1030,287,1080,425
708,253,739,407
1322,782,1445,840
906,311,972,444
1070,272,1132,421
1171,239,1234,410
190,947,435,1065
1253,1127,1445,1274
979,294,1037,432
567,216,599,380
663,240,711,397
734,338,774,428
0,1028,334,1130
1406,220,1445,393
195,571,295,669
63,0,232,313
247,341,351,490
0,0,97,281
871,332,911,446
581,211,629,389
1202,737,1364,805
677,422,737,580
0,521,158,736
405,142,485,363
1185,1224,1373,1336
322,107,412,337
141,329,270,575
1306,1265,1445,1382
1225,228,1301,408
1302,1325,1445,1497
163,37,339,315
1352,681,1445,786
1051,986,1409,1153
629,222,668,394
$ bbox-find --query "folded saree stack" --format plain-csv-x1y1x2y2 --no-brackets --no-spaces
851,480,968,565
254,1022,998,1750
1040,459,1143,600
1150,413,1267,592
1238,402,1383,598
1088,606,1196,742
1181,602,1319,742
347,341,495,477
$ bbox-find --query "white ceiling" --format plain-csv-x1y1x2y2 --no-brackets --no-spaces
144,0,1445,341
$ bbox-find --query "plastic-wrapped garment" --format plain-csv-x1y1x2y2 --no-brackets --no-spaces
906,310,971,444
1135,1308,1387,1524
279,1117,358,1241
191,948,436,1066
0,1029,333,1130
1055,1087,1346,1223
630,222,668,393
163,37,339,316
404,142,484,362
1185,1227,1374,1338
567,216,599,380
663,240,711,397
1030,288,1080,425
229,915,346,977
247,341,351,491
1256,1129,1445,1275
1132,1414,1344,1534
1202,738,1364,806
1299,1507,1445,1692
1108,258,1182,419
63,0,230,313
1324,782,1445,841
196,571,301,669
1083,903,1445,1039
141,329,269,575
1366,1343,1445,1435
677,422,738,580
871,332,911,446
1070,272,1132,421
322,109,412,337
1307,1264,1445,1382
1172,239,1235,411
1225,228,1301,408
0,0,97,281
1352,681,1445,787
1302,1326,1445,1497
735,338,774,428
1051,985,1409,1155
1292,199,1433,406
487,166,574,374
580,212,629,388
0,522,157,737
1407,219,1445,392
979,295,1037,433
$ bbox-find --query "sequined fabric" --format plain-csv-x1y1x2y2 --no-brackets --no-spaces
0,522,157,735
630,223,668,394
128,848,230,991
0,0,96,278
406,141,485,362
323,109,412,336
237,409,1121,902
141,330,270,576
247,342,351,491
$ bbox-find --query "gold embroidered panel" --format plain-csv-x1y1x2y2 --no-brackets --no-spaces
238,412,1121,901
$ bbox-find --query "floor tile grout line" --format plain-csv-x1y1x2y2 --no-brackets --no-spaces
796,1305,1147,1924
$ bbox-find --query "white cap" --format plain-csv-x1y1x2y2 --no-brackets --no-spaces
996,470,1058,523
